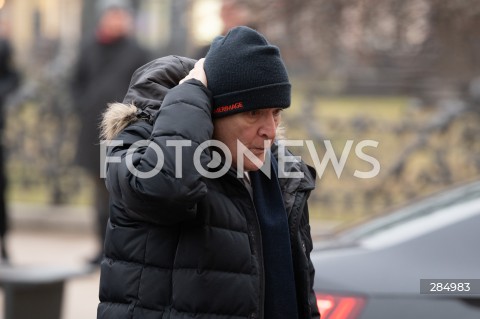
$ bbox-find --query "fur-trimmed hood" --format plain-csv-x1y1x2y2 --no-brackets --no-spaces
100,55,196,140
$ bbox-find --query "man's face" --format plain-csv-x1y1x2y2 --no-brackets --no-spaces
213,108,283,172
98,8,133,39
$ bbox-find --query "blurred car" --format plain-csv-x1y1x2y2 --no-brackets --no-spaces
312,181,480,319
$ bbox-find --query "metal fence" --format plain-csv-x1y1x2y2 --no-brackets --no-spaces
287,86,480,225
4,47,480,227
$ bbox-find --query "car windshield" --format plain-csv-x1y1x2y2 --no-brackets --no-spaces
330,181,480,246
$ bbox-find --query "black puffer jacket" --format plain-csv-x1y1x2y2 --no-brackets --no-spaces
98,56,320,319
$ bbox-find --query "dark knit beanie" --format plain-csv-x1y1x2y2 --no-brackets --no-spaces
204,26,291,118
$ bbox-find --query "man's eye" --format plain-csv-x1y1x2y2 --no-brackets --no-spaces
249,110,260,116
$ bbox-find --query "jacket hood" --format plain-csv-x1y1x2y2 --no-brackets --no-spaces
100,55,196,140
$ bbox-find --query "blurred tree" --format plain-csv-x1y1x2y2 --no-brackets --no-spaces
250,0,480,98
420,0,480,101
167,0,190,56
80,0,97,45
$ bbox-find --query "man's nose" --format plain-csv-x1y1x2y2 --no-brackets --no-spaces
258,113,277,139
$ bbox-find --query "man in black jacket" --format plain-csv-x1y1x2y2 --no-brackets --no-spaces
98,26,320,319
71,2,151,264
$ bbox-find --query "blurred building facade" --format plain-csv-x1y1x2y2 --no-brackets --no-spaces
3,0,82,65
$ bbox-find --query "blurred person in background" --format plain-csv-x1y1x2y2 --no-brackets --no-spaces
97,26,319,319
0,34,19,264
70,0,151,265
194,0,256,59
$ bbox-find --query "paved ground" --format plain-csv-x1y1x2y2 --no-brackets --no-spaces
1,203,100,319
1,202,338,319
